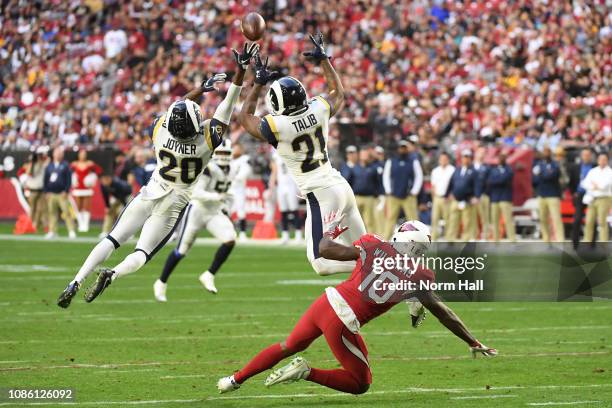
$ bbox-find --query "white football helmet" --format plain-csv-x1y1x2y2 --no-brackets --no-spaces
390,220,432,257
265,76,308,116
213,139,232,167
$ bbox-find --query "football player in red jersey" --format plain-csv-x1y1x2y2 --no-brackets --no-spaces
217,214,497,395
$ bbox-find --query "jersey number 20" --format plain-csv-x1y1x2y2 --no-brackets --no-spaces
291,127,328,173
159,150,203,184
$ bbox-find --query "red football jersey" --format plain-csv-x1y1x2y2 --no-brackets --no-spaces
335,233,435,326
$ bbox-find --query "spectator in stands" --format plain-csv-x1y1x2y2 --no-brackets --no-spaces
339,145,357,189
473,147,490,240
487,153,515,242
446,150,480,241
21,146,49,231
99,174,133,239
43,146,75,239
581,153,612,243
532,147,564,242
569,148,595,247
383,140,423,238
352,148,378,234
430,152,455,241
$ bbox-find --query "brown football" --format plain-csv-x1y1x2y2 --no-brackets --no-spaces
241,12,266,41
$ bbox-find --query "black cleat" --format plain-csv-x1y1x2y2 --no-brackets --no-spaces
84,269,114,303
57,281,80,308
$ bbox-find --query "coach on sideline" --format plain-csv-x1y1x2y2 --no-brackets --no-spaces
43,146,76,239
581,153,612,243
339,145,358,189
352,148,379,233
487,153,515,242
445,149,480,241
383,139,423,238
532,147,564,242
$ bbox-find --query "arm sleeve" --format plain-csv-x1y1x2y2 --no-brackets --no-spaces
213,83,242,125
260,115,279,148
410,159,423,196
383,159,392,194
203,118,224,150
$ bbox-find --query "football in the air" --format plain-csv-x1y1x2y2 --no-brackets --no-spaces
241,12,266,41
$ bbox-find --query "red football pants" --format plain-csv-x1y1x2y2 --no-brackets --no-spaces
234,293,372,394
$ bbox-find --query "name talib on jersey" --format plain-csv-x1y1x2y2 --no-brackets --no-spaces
291,113,318,133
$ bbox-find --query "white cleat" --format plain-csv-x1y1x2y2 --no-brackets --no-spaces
153,279,167,302
199,271,218,294
45,232,57,240
238,231,248,242
68,230,77,239
264,356,311,387
217,375,240,394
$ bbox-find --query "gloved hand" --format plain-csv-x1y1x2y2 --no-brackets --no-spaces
232,42,260,70
322,210,348,240
253,54,279,85
201,73,227,92
303,32,329,63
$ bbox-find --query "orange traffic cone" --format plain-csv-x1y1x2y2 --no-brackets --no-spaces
14,214,36,235
251,220,278,239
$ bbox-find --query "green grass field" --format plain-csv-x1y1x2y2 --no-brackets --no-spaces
1,230,611,407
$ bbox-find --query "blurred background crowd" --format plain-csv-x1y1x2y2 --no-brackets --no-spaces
0,0,610,243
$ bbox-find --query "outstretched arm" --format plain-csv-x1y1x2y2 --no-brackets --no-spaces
417,290,497,356
303,33,344,116
237,54,280,143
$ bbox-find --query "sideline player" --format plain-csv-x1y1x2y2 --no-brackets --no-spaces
217,217,497,394
56,43,259,308
229,142,251,240
154,139,236,301
237,33,366,275
270,149,302,243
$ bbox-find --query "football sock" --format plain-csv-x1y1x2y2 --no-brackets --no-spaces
239,219,247,233
160,249,184,283
74,238,115,283
113,251,147,280
208,242,234,275
281,211,289,232
83,211,90,231
291,210,301,231
311,258,356,276
234,343,285,384
307,368,366,394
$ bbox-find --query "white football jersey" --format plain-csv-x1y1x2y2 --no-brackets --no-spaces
261,96,345,193
272,150,299,193
149,114,217,192
191,161,234,213
229,155,251,190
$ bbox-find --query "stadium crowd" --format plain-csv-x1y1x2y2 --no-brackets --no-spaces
1,0,610,243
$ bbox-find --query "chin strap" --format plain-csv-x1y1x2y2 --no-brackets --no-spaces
213,83,243,125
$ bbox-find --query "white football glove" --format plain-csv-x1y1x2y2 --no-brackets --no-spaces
469,341,498,358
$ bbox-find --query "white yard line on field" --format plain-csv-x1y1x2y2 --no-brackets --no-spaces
527,402,602,406
451,395,517,400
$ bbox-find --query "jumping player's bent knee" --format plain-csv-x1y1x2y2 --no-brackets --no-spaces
353,383,370,395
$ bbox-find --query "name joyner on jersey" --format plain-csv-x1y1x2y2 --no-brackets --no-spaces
162,139,197,155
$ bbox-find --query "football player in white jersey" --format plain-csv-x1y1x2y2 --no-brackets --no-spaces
270,149,302,243
229,142,251,240
237,33,366,275
56,43,259,308
153,139,236,301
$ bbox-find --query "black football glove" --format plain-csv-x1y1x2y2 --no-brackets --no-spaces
200,73,227,92
253,54,279,85
302,32,329,63
232,42,260,70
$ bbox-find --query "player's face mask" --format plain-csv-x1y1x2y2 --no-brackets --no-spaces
167,100,203,143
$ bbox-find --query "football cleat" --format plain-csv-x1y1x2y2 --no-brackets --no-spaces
84,268,114,303
264,357,311,387
153,279,167,302
470,341,498,358
217,375,240,394
57,281,80,309
199,271,217,294
408,300,426,328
